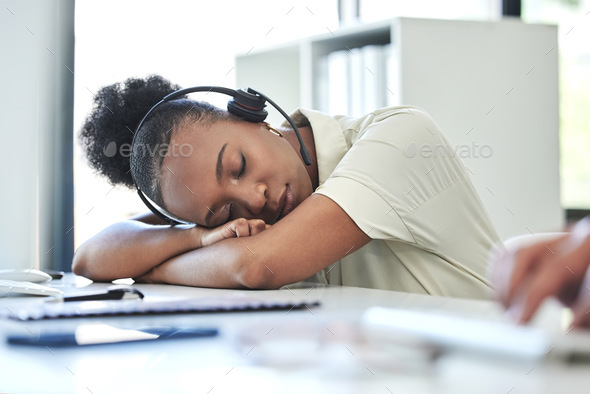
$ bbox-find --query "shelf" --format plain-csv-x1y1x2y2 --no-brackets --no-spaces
236,17,562,240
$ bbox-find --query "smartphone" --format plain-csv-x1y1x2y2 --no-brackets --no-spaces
7,323,218,347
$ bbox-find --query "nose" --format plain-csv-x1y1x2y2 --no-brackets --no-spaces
241,182,267,216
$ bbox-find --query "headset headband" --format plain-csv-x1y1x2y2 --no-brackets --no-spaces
130,86,311,226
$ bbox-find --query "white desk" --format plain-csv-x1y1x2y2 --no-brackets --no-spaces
0,275,588,394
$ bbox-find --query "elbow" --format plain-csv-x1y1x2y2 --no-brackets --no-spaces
71,243,103,281
71,246,90,278
237,259,282,290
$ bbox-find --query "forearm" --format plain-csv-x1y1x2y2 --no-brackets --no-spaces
138,237,274,289
139,196,370,290
72,221,200,282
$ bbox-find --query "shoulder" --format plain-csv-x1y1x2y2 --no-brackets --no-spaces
286,105,434,132
348,106,437,138
342,105,429,123
317,106,444,156
299,106,439,149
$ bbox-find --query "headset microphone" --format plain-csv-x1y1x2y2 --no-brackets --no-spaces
130,86,312,226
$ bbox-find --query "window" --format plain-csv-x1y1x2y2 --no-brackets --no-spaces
522,0,590,209
73,0,338,249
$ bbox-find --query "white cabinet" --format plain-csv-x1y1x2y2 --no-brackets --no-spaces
236,17,563,241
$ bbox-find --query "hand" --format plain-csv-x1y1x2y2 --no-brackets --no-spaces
491,218,590,327
135,218,269,284
199,218,269,247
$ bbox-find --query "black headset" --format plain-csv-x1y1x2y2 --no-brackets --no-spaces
130,86,312,226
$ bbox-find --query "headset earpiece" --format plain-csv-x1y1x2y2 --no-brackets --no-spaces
227,88,268,123
227,100,268,122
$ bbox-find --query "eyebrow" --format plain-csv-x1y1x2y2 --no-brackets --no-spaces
216,143,228,185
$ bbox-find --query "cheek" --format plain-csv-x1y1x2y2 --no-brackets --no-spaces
161,184,192,220
161,172,206,223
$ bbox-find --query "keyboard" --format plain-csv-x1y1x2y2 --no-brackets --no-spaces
362,306,590,362
0,279,63,297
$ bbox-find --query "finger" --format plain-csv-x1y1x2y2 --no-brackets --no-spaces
512,253,576,323
571,292,590,328
494,242,545,306
248,219,267,236
514,230,590,323
555,247,590,306
504,237,564,305
222,223,238,238
571,287,590,328
212,222,238,242
558,221,590,310
201,221,239,247
232,218,251,238
572,299,590,328
572,307,590,328
568,249,590,327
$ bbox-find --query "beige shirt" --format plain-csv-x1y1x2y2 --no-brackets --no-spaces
285,106,500,299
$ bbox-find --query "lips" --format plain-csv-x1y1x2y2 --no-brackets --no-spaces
277,184,295,221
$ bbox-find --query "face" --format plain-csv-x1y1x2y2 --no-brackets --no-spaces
160,120,314,227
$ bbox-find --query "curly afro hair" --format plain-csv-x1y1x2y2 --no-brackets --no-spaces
79,75,235,215
79,75,183,189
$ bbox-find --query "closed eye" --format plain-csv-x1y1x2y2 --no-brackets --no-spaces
238,153,246,179
226,154,245,223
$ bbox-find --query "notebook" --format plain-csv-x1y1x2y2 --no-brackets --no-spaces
4,296,320,321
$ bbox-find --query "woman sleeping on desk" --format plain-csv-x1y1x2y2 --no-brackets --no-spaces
73,75,500,299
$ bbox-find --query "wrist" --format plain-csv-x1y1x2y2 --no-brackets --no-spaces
189,225,205,250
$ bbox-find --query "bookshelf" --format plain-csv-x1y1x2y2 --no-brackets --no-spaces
236,17,562,241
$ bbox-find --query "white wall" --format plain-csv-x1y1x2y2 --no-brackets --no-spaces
0,0,75,270
398,18,563,240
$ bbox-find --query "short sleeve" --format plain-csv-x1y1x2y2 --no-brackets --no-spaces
314,107,489,250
